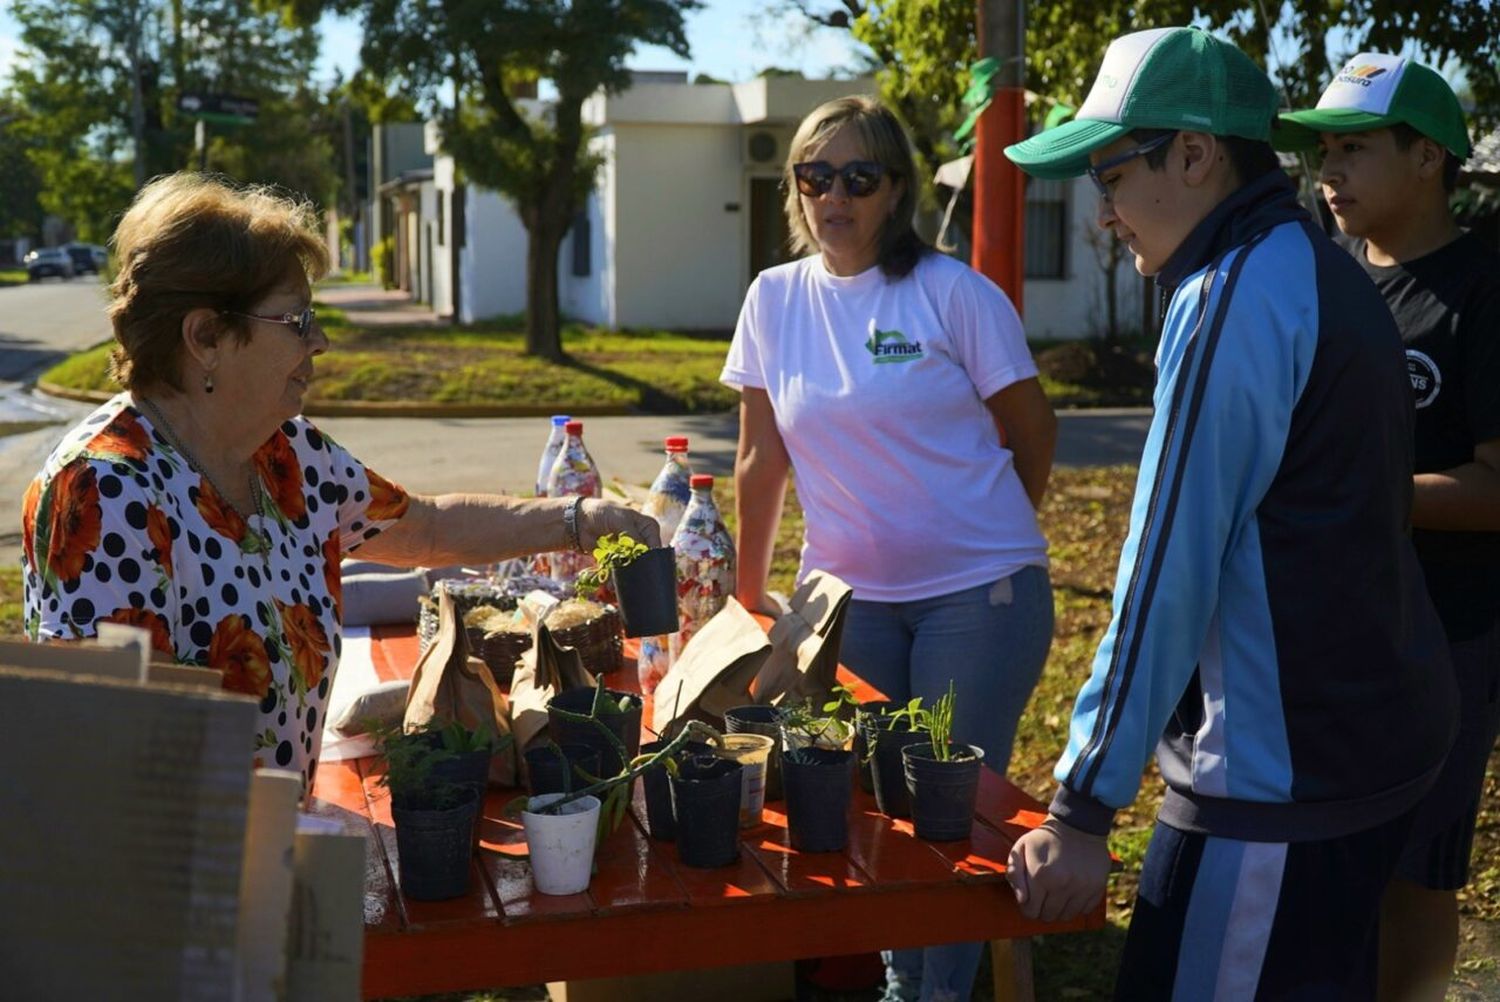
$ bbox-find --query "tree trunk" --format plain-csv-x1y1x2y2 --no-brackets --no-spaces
525,212,567,361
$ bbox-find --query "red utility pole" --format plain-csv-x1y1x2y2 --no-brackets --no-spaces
971,0,1026,316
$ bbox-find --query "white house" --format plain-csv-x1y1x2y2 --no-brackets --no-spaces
428,74,1146,340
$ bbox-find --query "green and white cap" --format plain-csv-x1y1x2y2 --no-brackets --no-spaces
1004,27,1278,180
1276,54,1471,158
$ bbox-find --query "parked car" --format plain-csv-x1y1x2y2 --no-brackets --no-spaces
24,248,75,281
63,243,107,275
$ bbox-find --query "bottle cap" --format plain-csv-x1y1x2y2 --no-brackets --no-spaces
690,474,714,489
565,420,583,435
665,436,689,452
551,414,570,425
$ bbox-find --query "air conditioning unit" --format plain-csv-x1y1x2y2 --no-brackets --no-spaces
742,127,793,167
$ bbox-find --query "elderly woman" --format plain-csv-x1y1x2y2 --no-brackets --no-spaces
721,96,1057,1002
20,172,657,789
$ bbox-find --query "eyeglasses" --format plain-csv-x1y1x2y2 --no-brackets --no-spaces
223,306,317,340
792,160,888,198
1086,132,1176,201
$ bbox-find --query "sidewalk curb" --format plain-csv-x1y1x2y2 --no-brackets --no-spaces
31,379,676,419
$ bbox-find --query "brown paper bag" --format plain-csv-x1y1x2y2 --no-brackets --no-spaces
404,588,517,786
650,597,773,735
508,619,596,783
751,570,853,708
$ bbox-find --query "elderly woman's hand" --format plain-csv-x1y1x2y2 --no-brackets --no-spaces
579,498,663,550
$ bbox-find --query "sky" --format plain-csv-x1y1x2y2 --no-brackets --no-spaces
0,1,872,90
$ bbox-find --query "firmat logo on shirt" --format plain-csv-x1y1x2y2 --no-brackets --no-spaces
865,326,925,364
1336,64,1388,87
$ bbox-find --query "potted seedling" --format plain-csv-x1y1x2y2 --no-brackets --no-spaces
374,723,485,901
777,682,859,752
852,699,895,793
862,697,931,819
547,677,644,777
899,682,985,842
523,741,602,798
507,720,724,891
575,532,677,637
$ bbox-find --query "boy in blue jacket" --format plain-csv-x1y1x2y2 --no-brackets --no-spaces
1280,55,1500,1001
1004,27,1456,999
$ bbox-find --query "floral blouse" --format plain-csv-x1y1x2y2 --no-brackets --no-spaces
21,393,411,789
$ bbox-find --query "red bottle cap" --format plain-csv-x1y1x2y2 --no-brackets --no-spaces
690,474,714,488
565,420,583,435
665,436,689,452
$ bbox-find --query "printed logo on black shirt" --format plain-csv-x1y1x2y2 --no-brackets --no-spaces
1406,349,1441,409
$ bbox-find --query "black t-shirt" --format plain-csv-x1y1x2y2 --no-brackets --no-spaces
1345,232,1500,641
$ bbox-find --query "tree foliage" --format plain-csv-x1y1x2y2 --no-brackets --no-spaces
791,0,1499,191
6,0,339,240
0,97,50,242
278,0,701,359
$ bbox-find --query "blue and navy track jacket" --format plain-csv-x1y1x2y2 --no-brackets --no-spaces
1051,172,1458,843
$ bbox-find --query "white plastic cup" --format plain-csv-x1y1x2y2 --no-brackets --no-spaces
717,733,775,828
522,793,601,895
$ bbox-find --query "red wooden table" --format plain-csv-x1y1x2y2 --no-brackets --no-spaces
308,625,1104,1000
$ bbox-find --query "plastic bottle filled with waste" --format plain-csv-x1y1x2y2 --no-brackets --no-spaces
535,414,570,498
545,420,601,587
637,436,693,693
669,474,736,662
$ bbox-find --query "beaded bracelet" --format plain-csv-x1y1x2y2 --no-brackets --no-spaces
562,495,586,552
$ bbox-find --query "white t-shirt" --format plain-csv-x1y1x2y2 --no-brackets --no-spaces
721,252,1048,602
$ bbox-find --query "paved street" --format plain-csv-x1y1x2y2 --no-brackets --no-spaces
0,280,1151,565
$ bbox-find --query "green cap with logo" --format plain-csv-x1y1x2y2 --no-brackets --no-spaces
1004,27,1278,180
1275,54,1471,159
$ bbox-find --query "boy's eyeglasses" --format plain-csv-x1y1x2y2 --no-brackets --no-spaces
1086,132,1176,201
223,306,317,340
792,160,888,198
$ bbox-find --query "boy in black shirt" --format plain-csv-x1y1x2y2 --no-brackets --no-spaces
1281,53,1500,1002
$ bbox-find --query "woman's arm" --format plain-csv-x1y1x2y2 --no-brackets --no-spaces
733,388,792,616
1411,439,1500,531
985,376,1058,509
355,494,660,568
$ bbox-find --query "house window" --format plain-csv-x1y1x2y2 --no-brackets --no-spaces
571,211,590,277
1024,178,1068,279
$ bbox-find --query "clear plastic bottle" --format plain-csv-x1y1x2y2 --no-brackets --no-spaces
535,414,570,498
669,474,737,662
545,420,601,587
637,436,692,694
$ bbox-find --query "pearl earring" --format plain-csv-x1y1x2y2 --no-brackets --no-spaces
203,372,215,394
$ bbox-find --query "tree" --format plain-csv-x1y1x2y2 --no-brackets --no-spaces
785,0,1500,192
0,98,49,243
7,0,335,239
277,0,701,361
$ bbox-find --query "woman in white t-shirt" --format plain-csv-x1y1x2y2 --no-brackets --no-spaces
720,95,1056,1002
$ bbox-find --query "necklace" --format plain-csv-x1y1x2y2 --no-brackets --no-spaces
138,397,273,558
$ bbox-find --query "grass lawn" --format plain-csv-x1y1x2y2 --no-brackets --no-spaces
0,268,27,287
40,302,742,414
2,466,1494,999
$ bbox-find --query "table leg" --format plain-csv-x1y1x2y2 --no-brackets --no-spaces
990,938,1034,1002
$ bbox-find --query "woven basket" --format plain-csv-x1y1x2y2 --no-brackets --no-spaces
418,580,518,656
551,605,625,677
477,630,532,684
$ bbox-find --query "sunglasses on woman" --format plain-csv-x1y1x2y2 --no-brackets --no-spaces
792,160,888,198
222,306,318,340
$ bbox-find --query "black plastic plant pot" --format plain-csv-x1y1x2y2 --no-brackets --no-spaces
723,704,784,801
902,744,985,842
869,723,928,819
611,546,679,638
525,743,602,797
547,687,643,777
782,747,854,853
390,788,481,901
853,701,894,794
669,754,743,867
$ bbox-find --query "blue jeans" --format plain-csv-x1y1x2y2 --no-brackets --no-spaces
841,565,1054,1002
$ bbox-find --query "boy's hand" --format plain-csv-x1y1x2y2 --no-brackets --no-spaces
1006,815,1112,922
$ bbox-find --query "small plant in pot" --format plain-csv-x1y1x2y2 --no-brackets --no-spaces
861,698,930,820
507,720,723,893
777,683,859,752
899,682,985,842
852,699,895,794
547,677,644,777
576,532,677,638
374,723,485,902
